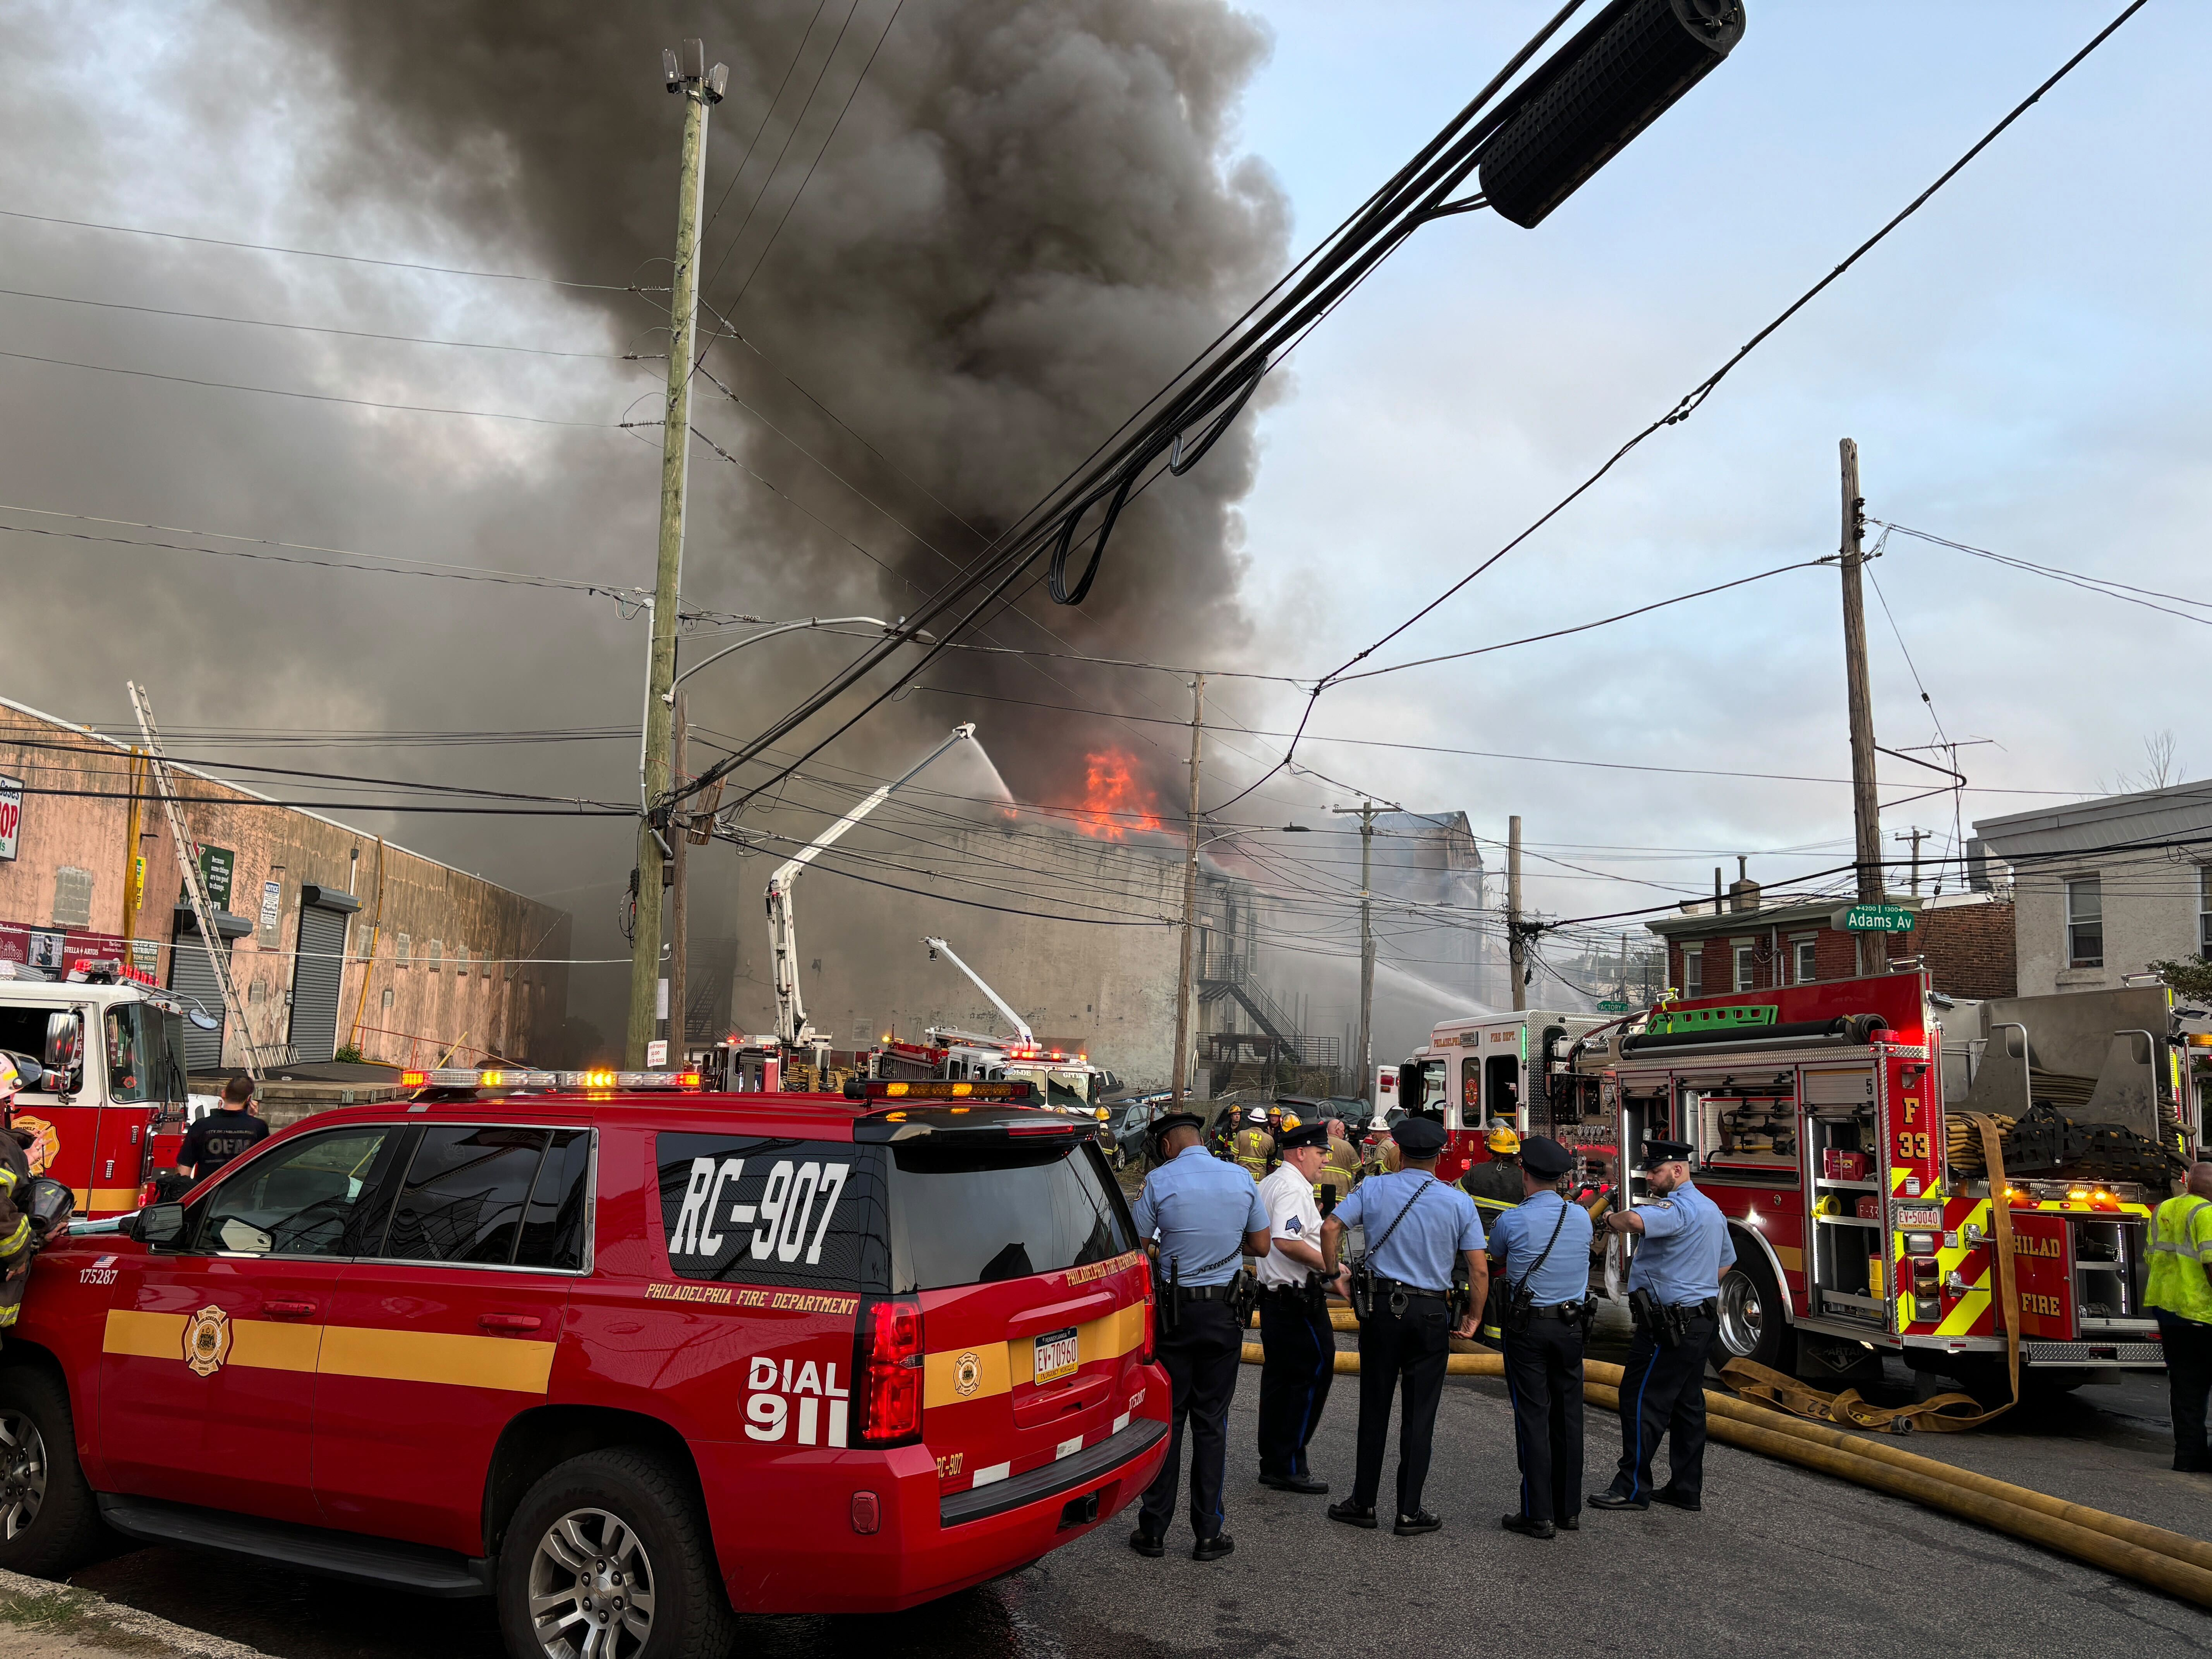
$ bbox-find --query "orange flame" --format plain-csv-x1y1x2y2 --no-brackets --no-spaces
1073,749,1162,839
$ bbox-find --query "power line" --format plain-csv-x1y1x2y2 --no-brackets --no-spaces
0,283,651,359
0,346,619,427
1208,0,2151,814
1877,520,2212,626
0,205,653,290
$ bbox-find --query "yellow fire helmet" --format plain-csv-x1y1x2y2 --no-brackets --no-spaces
1276,1112,1302,1134
1485,1123,1521,1155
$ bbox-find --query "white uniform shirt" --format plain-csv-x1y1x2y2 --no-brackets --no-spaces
1256,1162,1324,1288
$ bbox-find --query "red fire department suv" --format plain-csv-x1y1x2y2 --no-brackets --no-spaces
0,1074,1167,1659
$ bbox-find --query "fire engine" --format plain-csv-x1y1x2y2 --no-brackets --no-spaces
1398,1008,1613,1184
0,957,204,1218
1595,969,2179,1390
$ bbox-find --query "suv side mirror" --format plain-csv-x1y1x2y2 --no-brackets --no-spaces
43,1011,83,1079
130,1203,186,1248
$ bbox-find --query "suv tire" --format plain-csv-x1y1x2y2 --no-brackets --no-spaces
0,1363,109,1577
497,1448,734,1659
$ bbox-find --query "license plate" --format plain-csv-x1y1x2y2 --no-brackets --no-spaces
1894,1204,1940,1230
1034,1327,1079,1385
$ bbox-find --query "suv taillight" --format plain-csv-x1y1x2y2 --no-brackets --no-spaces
851,1295,925,1447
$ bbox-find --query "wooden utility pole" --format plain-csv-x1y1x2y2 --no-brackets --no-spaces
669,691,688,1067
1170,675,1206,1102
1507,815,1527,1011
627,40,723,1067
1332,799,1390,1107
1893,825,1929,898
120,749,143,945
1839,438,1882,974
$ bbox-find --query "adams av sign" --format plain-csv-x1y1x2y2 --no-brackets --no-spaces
1836,902,1916,934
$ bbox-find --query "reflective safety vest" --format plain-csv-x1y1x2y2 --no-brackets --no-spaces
2146,1192,2212,1327
1232,1128,1274,1181
0,1126,32,1332
1314,1135,1361,1209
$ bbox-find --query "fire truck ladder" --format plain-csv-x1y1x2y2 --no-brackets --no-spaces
129,681,263,1082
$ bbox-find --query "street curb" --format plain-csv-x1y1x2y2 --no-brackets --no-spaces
0,1567,270,1659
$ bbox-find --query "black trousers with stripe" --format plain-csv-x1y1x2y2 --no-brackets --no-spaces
1256,1286,1335,1478
1501,1315,1584,1524
1609,1312,1715,1502
1139,1298,1242,1540
1349,1295,1451,1516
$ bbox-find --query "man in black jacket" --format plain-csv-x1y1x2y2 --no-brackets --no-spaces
178,1075,270,1183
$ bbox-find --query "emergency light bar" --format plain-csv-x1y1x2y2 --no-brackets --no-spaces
399,1067,704,1092
863,1079,1036,1102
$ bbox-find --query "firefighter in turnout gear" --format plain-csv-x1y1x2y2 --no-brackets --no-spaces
1232,1107,1275,1182
1463,1124,1526,1221
1316,1119,1362,1215
0,1055,43,1345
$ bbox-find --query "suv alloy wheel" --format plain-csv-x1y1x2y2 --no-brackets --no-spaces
498,1449,733,1659
0,1366,108,1575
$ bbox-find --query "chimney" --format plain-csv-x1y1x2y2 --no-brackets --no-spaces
1728,855,1761,914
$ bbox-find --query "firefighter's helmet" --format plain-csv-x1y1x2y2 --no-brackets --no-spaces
1485,1123,1522,1156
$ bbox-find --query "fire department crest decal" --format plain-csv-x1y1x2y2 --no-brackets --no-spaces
183,1305,233,1377
953,1352,982,1397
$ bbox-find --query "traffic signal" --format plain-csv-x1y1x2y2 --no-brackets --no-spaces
1480,0,1746,229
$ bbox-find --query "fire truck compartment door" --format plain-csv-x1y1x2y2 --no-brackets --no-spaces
95,1123,408,1525
1802,1068,1875,1107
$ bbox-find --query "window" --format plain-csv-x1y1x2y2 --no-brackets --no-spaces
2200,866,2211,957
194,1125,402,1258
427,940,442,971
380,1125,571,1266
888,1141,1133,1291
1794,939,1818,985
1683,947,1702,998
395,932,410,968
103,1004,151,1103
2067,877,2103,969
1734,945,1755,992
659,1134,889,1291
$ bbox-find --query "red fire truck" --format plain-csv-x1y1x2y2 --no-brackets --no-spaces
1600,970,2172,1390
0,959,195,1218
1399,1008,1614,1185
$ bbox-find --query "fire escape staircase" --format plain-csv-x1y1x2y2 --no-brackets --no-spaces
1197,956,1304,1063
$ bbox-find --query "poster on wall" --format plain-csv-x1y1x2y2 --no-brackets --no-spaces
0,921,133,973
179,846,235,910
0,774,20,861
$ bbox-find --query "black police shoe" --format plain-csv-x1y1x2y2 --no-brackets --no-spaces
1128,1528,1165,1558
1558,1514,1581,1531
1652,1487,1702,1512
1500,1513,1556,1540
1587,1489,1648,1511
1192,1532,1236,1562
1259,1472,1330,1494
1394,1510,1442,1536
1326,1499,1378,1529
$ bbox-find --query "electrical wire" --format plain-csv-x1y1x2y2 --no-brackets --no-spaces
1206,0,2152,815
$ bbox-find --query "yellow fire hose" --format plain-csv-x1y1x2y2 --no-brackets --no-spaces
1234,1340,2212,1606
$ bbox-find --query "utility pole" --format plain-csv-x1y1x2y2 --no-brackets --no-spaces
1893,826,1929,898
1170,675,1205,1102
1332,799,1393,1108
628,40,724,1067
1839,437,1883,975
1507,815,1527,1011
669,690,689,1067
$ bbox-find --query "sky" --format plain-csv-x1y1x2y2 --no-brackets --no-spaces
0,1,2201,1043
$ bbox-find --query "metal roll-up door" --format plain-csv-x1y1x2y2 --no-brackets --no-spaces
169,933,228,1072
290,903,350,1063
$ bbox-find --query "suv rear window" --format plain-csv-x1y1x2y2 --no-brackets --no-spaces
655,1131,1134,1294
886,1140,1133,1290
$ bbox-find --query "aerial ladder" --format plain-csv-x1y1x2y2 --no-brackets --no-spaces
766,723,977,1055
922,935,1035,1046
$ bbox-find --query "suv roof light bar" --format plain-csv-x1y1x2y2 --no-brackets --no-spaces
399,1067,705,1092
862,1079,1037,1102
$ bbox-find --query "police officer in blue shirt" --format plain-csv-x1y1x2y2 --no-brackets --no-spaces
1487,1135,1594,1540
1318,1115,1488,1535
1130,1109,1272,1561
1590,1138,1734,1513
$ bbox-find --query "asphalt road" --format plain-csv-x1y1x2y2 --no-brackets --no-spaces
72,1334,2212,1659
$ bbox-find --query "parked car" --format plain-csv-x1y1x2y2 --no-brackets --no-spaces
0,1072,1167,1653
1103,1090,1172,1168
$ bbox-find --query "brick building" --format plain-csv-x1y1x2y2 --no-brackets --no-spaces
0,694,571,1072
1646,881,2015,1002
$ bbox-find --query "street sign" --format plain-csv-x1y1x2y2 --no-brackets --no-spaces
1596,999,1630,1013
1842,903,1916,934
646,1039,669,1068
